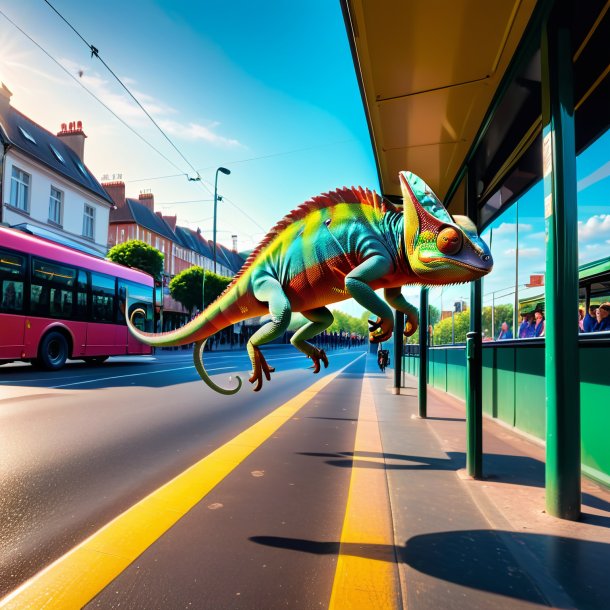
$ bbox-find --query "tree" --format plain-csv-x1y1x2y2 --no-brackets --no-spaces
169,266,231,314
107,239,164,281
329,309,368,336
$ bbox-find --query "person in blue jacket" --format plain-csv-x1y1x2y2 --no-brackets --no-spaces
497,322,513,340
583,304,598,333
593,302,610,332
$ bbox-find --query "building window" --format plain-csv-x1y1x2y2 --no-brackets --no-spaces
120,229,125,242
49,187,63,225
83,204,95,239
10,166,30,212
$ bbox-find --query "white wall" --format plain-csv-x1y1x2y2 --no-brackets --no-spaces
2,150,111,255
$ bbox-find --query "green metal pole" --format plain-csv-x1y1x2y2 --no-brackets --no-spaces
466,170,483,479
541,2,581,520
418,287,428,418
393,309,404,394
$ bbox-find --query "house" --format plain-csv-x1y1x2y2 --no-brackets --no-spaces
105,180,245,329
0,83,113,257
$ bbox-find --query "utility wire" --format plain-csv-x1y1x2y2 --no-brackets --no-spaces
43,0,209,189
0,8,188,177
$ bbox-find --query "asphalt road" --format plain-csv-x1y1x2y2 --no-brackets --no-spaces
0,345,369,606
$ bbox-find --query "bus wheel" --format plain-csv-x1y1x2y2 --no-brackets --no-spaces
83,356,109,366
38,331,69,370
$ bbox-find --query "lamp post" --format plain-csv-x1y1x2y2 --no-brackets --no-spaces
213,166,231,274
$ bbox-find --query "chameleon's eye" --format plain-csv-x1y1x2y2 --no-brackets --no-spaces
437,226,462,255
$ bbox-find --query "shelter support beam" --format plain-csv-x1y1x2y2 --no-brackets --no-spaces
541,1,581,520
393,309,404,394
466,170,483,479
418,288,428,418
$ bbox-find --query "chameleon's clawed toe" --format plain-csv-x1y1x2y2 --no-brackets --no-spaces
249,346,275,392
308,348,328,374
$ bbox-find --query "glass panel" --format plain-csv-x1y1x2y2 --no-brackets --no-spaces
0,250,25,277
75,270,88,319
32,259,76,287
117,280,153,331
91,272,115,322
1,280,24,312
576,128,610,333
481,180,546,341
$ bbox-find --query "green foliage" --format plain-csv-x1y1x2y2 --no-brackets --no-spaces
329,309,368,336
431,310,470,344
169,267,231,314
482,303,514,340
107,240,164,280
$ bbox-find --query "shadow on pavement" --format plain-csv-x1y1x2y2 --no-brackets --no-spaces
250,530,610,608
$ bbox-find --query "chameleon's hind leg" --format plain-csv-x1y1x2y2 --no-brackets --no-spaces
248,277,291,391
290,307,333,373
385,287,419,337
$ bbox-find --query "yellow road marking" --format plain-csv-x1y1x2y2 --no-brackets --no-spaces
329,374,401,610
0,354,365,610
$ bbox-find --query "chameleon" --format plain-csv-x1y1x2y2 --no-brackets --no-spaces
126,171,493,394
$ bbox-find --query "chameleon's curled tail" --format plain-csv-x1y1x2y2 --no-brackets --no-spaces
127,309,243,395
193,339,242,395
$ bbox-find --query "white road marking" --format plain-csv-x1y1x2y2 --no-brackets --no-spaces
50,366,236,389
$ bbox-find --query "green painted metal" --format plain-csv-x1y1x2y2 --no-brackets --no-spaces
418,288,428,418
541,4,581,520
394,310,404,392
404,341,610,489
496,348,516,426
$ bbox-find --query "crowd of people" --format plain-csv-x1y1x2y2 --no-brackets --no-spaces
496,301,610,340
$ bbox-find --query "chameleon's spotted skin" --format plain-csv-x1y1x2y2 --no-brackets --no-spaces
126,171,493,394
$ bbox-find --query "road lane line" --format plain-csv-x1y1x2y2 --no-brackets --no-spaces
0,353,365,610
49,366,235,388
329,373,401,610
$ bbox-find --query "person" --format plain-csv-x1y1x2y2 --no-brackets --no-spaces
593,302,610,332
518,310,535,338
583,304,598,333
497,321,513,340
534,309,545,337
2,281,17,309
578,307,585,332
377,343,389,372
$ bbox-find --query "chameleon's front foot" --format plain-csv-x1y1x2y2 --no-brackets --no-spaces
368,316,393,343
404,315,418,338
249,345,276,392
308,348,328,374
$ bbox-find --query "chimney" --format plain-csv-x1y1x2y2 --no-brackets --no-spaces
232,234,238,252
56,120,87,162
162,214,177,231
102,180,126,208
138,190,155,212
0,82,12,115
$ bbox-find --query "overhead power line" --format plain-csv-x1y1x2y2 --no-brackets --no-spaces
0,8,188,176
43,0,206,187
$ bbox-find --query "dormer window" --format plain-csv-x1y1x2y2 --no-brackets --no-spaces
18,126,37,145
75,160,88,178
49,144,65,164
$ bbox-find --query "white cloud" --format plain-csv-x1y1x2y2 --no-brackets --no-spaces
159,119,243,147
491,222,533,236
578,214,610,243
504,247,542,257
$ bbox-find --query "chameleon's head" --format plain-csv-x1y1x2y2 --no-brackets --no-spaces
400,171,493,284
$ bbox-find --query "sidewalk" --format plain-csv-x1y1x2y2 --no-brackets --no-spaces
368,361,610,609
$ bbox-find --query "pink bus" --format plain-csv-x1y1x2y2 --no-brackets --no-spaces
0,226,154,370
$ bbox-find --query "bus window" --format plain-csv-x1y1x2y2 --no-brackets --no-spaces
31,258,76,318
0,249,25,313
75,270,89,319
118,279,153,332
91,272,116,323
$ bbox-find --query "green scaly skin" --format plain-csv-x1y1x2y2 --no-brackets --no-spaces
126,171,493,394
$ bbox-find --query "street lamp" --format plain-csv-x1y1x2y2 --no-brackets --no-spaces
213,166,231,274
